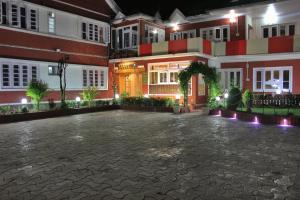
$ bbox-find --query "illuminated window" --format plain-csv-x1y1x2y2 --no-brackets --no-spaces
48,12,55,33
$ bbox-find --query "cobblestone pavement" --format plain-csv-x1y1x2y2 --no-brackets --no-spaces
0,110,300,200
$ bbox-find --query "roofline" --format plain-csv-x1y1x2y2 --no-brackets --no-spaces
105,0,121,14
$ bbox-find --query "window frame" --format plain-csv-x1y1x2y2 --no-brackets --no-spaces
261,23,296,38
82,67,108,90
48,11,56,34
219,68,243,90
253,67,293,92
1,63,39,89
200,26,230,42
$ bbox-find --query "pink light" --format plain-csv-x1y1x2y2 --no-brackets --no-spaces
251,116,260,125
280,118,292,127
230,113,237,120
216,110,222,116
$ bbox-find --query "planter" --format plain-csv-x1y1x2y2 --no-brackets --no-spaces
209,109,300,126
120,105,173,113
0,105,120,124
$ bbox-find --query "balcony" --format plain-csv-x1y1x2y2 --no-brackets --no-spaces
136,36,300,58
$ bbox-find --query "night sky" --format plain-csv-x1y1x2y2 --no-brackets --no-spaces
114,0,270,19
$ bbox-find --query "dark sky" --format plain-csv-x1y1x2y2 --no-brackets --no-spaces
114,0,270,19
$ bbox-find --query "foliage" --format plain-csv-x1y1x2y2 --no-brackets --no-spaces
242,90,253,112
227,87,242,111
0,106,11,115
95,100,110,106
178,62,218,107
208,81,221,109
48,98,56,110
66,100,76,109
121,91,129,98
121,97,173,107
21,107,29,113
81,87,98,107
26,80,48,111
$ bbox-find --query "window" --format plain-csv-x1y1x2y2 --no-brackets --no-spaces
1,64,39,88
200,26,230,42
132,26,138,48
48,12,55,33
82,68,107,89
22,65,28,86
0,2,8,25
83,70,87,87
30,9,37,30
150,72,158,84
82,23,87,40
159,72,167,83
253,67,292,92
123,27,130,48
81,22,108,43
11,4,19,27
170,30,196,40
48,66,59,75
220,68,243,90
144,25,164,44
262,24,296,38
170,72,178,83
115,25,139,49
20,7,26,29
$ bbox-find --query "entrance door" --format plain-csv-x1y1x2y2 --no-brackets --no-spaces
119,73,143,97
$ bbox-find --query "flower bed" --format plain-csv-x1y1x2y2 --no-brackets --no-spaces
0,105,120,124
209,109,300,126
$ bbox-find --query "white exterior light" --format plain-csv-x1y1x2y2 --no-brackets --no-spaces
276,89,282,95
21,98,28,104
115,94,120,99
144,94,149,98
175,94,181,100
172,23,179,31
75,96,81,102
152,29,158,34
216,96,221,102
228,10,237,23
224,93,229,99
264,4,278,25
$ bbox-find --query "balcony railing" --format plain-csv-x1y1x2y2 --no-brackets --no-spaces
109,36,300,59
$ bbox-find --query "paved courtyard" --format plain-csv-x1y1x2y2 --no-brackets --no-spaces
0,110,300,200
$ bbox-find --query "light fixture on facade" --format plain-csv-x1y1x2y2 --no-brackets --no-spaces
175,94,181,100
224,92,229,99
115,94,120,99
144,94,149,98
55,48,61,53
75,96,81,102
172,23,179,31
21,98,28,104
228,10,237,23
264,4,278,25
152,29,158,34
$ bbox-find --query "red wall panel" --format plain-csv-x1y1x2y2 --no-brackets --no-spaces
203,40,212,55
269,36,294,54
139,43,152,56
226,40,246,56
168,40,187,54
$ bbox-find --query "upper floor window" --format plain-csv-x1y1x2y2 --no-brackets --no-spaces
201,26,229,42
1,1,39,31
262,24,295,38
114,25,138,49
144,25,164,44
170,29,196,40
1,63,38,89
82,22,109,44
48,12,55,33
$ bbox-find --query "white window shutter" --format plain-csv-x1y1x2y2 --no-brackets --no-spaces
104,26,110,44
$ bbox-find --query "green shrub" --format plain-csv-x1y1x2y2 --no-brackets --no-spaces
121,97,172,107
121,91,129,98
66,100,76,108
242,90,253,112
26,80,48,111
227,87,242,111
0,106,11,115
48,98,56,110
81,87,98,107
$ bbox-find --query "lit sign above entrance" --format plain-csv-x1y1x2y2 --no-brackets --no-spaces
115,62,144,74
